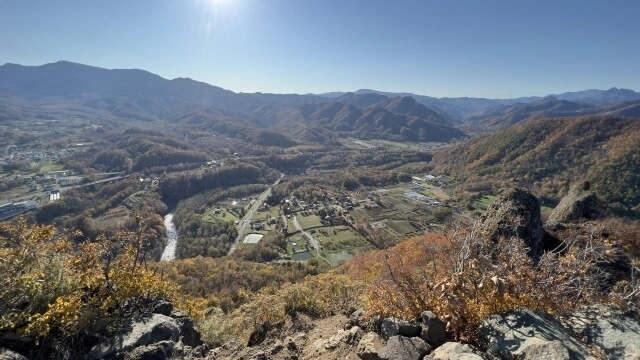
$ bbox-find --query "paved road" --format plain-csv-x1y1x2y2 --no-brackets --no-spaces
60,175,128,191
292,215,332,266
227,174,284,256
1,175,129,207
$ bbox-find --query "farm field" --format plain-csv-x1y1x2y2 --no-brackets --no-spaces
386,220,418,235
314,226,373,254
296,214,322,229
473,195,497,212
202,207,238,224
39,162,65,173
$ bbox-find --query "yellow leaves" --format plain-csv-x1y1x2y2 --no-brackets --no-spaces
1,219,198,342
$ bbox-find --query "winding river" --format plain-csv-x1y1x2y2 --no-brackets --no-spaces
160,213,177,261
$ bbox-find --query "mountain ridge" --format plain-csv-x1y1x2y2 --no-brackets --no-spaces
2,61,639,120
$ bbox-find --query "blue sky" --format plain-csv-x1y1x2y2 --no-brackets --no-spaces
1,0,639,98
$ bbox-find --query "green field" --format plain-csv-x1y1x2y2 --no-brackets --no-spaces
473,195,497,212
326,251,353,265
314,226,373,254
350,209,371,223
473,194,553,216
386,220,417,235
202,207,238,224
39,162,65,173
296,214,322,229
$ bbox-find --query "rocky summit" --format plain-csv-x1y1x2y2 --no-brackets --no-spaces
548,181,602,225
475,188,544,259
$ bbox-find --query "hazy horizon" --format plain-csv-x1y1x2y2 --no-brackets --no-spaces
2,0,640,98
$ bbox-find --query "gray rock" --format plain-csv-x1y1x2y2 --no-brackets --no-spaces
420,311,447,346
475,188,544,260
0,348,27,360
427,342,483,360
350,308,367,328
518,339,571,360
480,308,594,360
125,340,176,360
88,314,180,359
357,332,383,360
152,301,174,316
269,341,284,355
566,305,640,360
379,335,431,360
174,314,202,347
284,336,297,351
380,317,422,340
250,350,267,360
548,181,601,224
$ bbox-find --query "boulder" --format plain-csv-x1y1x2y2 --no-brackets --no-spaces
517,339,571,360
314,326,363,352
171,311,202,347
475,188,544,260
380,317,422,340
480,308,594,360
88,314,180,359
356,332,384,360
548,181,601,224
125,340,176,360
426,342,482,360
349,308,368,328
565,305,640,360
379,335,431,360
0,348,27,360
420,311,447,346
152,301,174,316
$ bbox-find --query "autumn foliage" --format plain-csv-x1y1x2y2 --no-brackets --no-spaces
344,221,639,341
0,217,203,355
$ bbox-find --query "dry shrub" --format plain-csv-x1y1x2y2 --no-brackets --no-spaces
0,217,204,357
364,224,618,341
224,272,364,343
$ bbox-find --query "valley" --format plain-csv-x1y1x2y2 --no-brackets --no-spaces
1,61,639,360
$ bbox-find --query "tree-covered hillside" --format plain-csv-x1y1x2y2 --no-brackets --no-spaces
433,115,640,217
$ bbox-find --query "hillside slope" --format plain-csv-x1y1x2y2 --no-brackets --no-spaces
433,115,640,217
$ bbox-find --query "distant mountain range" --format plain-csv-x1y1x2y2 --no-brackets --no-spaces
1,61,640,143
319,87,640,119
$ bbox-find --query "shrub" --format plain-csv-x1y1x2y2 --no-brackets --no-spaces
363,226,616,341
0,217,204,356
226,273,364,343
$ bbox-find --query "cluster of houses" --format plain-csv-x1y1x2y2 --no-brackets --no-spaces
26,171,80,193
412,174,450,187
200,160,225,171
2,145,79,169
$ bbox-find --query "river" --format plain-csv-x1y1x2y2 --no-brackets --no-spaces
160,213,177,261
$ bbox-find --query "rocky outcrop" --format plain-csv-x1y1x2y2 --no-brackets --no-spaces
480,308,594,360
419,311,447,346
379,335,430,360
379,317,422,340
548,181,601,224
88,314,181,359
0,348,27,360
563,305,640,359
425,342,482,360
88,305,206,360
356,332,384,360
475,188,544,259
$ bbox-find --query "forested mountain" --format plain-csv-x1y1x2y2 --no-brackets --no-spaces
433,115,640,217
2,61,639,129
463,97,640,131
257,100,468,142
